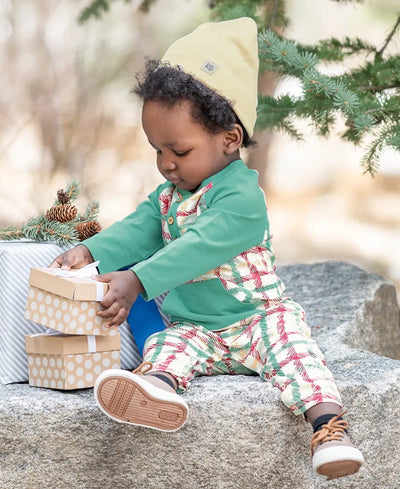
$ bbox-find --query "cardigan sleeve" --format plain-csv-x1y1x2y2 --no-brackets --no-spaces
132,176,267,300
83,185,165,274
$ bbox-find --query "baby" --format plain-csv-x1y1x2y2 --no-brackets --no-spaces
51,17,364,480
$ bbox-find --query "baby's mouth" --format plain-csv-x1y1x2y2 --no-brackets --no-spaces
167,175,180,184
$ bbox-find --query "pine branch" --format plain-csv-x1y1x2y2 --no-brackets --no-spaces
139,0,160,12
22,216,79,245
52,179,80,205
387,124,400,149
278,119,304,140
0,180,101,245
268,0,279,29
259,30,319,75
301,37,377,62
78,201,100,222
210,0,260,23
257,26,400,173
359,83,400,92
256,95,301,133
376,13,400,59
0,226,25,241
347,56,400,93
0,216,79,245
259,30,360,117
361,123,399,174
78,0,110,23
361,137,384,175
65,179,80,203
257,93,336,138
343,112,377,143
78,0,132,23
332,86,359,116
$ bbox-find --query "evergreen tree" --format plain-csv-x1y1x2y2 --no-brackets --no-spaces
78,0,400,173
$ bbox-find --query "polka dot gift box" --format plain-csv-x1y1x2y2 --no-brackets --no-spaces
24,266,118,336
25,332,121,390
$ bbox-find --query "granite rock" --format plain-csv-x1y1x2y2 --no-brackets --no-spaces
1,261,399,489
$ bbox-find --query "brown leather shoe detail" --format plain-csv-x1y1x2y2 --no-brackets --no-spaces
311,412,363,480
317,460,362,480
310,412,349,453
96,376,187,431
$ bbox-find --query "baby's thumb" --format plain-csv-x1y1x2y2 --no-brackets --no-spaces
93,273,111,283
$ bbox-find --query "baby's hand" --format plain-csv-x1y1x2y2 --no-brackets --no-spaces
95,270,144,328
49,244,94,270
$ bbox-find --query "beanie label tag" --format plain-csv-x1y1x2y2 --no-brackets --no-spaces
200,59,219,75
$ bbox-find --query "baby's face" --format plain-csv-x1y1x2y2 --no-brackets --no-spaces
142,100,234,192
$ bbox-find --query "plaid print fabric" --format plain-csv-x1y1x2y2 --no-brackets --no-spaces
189,232,287,307
152,183,342,414
158,183,286,307
159,184,212,241
143,301,342,415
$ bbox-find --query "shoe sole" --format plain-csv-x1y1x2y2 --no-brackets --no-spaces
313,446,364,480
317,460,362,480
94,369,188,432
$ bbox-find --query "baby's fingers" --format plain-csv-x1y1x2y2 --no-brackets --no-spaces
97,299,120,319
49,254,67,268
105,308,128,328
98,303,128,327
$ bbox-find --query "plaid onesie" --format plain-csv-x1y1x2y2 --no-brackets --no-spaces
85,159,341,415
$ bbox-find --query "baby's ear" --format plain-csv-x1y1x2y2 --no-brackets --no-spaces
223,124,243,154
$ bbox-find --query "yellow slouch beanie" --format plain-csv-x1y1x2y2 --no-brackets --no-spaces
161,17,259,137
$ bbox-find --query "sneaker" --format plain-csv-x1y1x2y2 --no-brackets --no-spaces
94,363,188,432
311,413,364,480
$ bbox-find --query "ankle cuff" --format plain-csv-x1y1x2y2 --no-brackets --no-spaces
312,414,345,433
148,373,176,390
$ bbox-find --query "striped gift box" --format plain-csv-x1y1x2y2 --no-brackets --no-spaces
0,241,142,384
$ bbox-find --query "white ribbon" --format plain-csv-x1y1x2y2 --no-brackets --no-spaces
53,261,105,301
54,261,100,279
87,335,97,353
94,282,104,302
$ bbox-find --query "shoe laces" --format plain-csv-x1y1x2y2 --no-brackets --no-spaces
132,361,153,375
310,412,349,453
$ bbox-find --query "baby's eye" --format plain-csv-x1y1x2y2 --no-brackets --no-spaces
174,149,191,157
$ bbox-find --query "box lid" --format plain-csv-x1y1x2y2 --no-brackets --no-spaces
28,267,108,301
25,332,121,355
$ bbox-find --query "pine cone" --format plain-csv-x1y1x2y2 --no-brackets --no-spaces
57,189,70,204
76,221,102,241
45,204,78,223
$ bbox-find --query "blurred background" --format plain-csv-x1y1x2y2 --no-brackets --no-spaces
1,0,399,296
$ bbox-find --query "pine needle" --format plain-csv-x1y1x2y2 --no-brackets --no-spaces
79,201,100,222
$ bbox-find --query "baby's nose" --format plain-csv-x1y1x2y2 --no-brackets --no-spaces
160,157,177,170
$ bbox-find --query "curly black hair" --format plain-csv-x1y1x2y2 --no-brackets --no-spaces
132,60,255,148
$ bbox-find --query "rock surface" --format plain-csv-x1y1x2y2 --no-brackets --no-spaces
1,261,399,489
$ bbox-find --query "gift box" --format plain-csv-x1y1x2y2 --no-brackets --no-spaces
25,332,121,390
0,241,142,384
24,266,118,336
